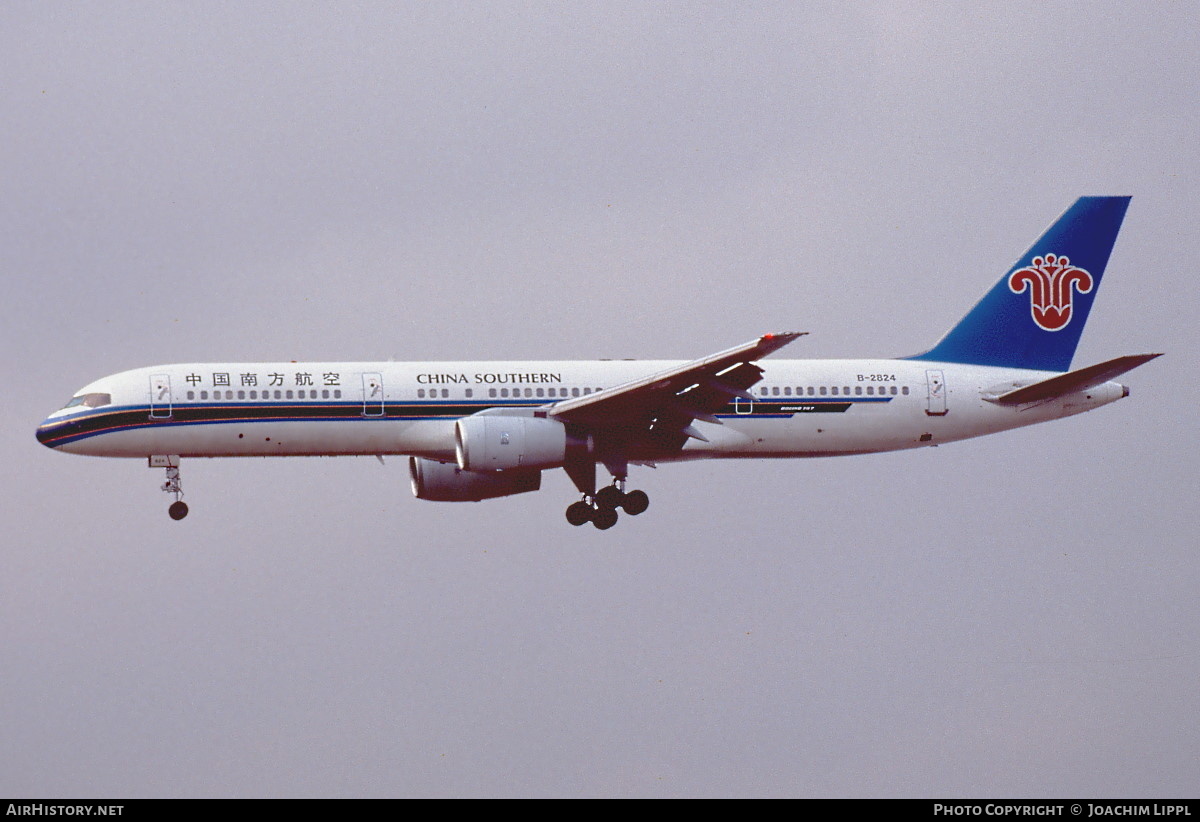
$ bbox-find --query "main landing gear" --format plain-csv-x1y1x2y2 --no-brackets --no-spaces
151,455,188,520
565,478,650,530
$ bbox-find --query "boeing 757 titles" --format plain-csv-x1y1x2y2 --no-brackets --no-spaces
37,197,1160,529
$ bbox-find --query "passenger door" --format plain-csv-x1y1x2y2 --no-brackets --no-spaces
924,369,948,416
149,374,173,419
361,372,384,416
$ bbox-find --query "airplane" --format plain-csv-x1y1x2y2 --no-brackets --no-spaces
36,196,1161,529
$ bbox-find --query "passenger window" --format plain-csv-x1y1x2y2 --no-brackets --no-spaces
536,388,544,397
902,386,909,395
784,386,792,396
441,389,449,398
806,387,815,396
500,388,509,398
201,391,208,400
524,388,532,398
866,386,874,395
572,387,580,397
418,389,425,398
286,390,293,399
831,386,839,396
855,386,862,395
187,391,195,400
819,386,827,396
238,390,246,400
465,388,473,398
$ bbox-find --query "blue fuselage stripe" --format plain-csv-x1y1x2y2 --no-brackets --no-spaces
38,396,895,447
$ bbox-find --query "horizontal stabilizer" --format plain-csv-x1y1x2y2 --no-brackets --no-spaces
985,353,1163,405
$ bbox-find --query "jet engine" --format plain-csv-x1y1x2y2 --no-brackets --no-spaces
408,457,541,502
454,414,570,472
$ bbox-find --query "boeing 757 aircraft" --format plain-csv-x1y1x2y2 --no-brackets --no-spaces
37,197,1160,529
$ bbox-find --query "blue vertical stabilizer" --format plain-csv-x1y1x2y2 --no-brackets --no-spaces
909,197,1130,372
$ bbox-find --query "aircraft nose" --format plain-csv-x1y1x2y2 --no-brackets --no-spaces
36,416,75,448
36,419,55,447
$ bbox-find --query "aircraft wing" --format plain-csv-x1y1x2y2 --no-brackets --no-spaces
549,333,805,445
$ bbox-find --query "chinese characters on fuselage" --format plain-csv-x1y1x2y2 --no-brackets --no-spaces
185,372,343,388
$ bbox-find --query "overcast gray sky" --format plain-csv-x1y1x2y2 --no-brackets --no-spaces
4,1,1197,798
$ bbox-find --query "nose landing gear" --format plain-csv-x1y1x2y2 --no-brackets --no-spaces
150,455,188,520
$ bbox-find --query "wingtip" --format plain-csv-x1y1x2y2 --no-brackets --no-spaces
1129,352,1165,365
752,332,806,359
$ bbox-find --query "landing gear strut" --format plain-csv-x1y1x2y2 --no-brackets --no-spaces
563,462,650,530
151,455,188,520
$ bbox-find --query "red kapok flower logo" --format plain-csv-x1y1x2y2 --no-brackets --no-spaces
1008,253,1093,331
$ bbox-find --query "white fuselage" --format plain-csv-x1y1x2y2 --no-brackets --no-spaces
34,197,1148,526
37,358,1127,462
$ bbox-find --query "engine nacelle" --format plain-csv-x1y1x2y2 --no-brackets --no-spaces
409,457,541,502
454,414,569,471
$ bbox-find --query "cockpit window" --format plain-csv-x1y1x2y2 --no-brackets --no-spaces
63,393,112,410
